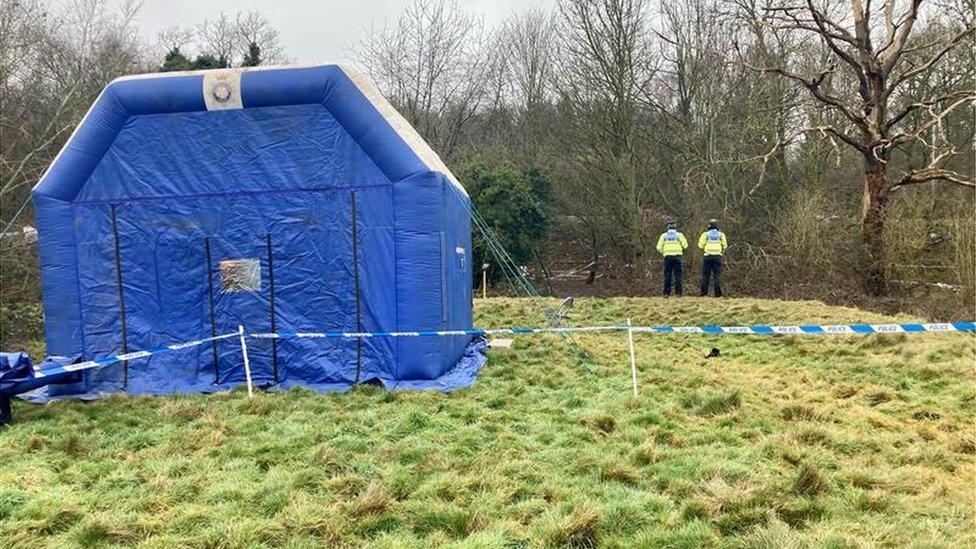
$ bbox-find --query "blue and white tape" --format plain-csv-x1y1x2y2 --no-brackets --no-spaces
249,321,976,339
33,332,239,378
247,325,624,339
631,322,976,334
31,322,975,379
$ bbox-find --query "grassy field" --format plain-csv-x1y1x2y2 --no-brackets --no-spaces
1,297,974,547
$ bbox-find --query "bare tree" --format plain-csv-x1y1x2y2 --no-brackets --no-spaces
498,9,558,160
554,0,659,263
1,0,144,314
740,0,975,295
235,11,286,64
358,0,492,157
195,11,237,65
656,0,733,124
1,0,142,207
502,9,557,112
653,0,758,220
156,11,286,68
156,25,195,52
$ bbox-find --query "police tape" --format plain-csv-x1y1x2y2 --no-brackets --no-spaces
31,321,975,379
33,332,240,378
247,325,623,339
632,322,976,334
248,321,976,339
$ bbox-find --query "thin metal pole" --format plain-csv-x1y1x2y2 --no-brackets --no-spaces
265,234,279,383
627,317,638,397
238,325,253,398
110,204,129,390
350,191,363,385
204,237,220,384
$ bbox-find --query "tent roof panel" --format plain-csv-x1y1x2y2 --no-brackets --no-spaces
32,64,465,203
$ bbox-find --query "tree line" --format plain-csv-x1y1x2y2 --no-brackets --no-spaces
1,0,284,216
156,10,286,71
1,0,973,326
0,0,287,343
360,0,974,308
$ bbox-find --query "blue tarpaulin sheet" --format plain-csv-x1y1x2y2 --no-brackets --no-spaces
1,352,83,408
29,65,481,401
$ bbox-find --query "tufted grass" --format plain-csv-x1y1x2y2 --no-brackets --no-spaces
1,297,974,547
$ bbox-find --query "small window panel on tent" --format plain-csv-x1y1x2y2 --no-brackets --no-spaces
220,259,261,293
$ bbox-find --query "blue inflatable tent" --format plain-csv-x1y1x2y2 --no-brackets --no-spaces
31,64,479,398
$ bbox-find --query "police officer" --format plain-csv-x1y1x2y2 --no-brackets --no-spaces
698,219,728,297
656,218,688,297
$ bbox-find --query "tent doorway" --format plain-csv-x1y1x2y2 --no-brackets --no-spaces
206,234,277,386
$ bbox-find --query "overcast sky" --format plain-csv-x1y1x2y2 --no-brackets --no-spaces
133,0,558,63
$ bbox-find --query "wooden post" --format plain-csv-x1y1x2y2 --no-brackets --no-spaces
627,318,638,397
238,325,253,398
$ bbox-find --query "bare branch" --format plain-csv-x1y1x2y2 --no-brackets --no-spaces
885,88,974,131
745,124,852,195
879,0,923,73
886,93,975,147
736,57,868,132
802,1,869,84
890,167,976,192
887,24,975,94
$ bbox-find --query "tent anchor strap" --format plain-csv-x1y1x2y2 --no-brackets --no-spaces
110,204,129,390
204,237,220,384
351,191,363,385
266,234,279,383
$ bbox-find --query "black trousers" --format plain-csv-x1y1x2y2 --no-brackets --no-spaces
0,392,10,425
700,255,723,297
663,256,683,295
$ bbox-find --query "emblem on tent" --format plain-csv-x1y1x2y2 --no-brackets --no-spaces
202,70,243,111
211,81,233,103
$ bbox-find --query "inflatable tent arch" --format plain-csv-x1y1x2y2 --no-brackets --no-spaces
31,64,480,397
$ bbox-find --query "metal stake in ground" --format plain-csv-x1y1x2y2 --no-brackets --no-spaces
627,317,638,397
238,325,254,398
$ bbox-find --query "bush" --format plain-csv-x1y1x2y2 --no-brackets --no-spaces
457,156,554,286
0,231,43,347
773,187,853,284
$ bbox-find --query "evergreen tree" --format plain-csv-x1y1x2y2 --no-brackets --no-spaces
190,54,228,70
159,48,192,72
242,42,262,67
459,157,553,285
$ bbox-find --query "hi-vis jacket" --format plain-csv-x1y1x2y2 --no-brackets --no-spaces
698,229,728,256
656,229,688,257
